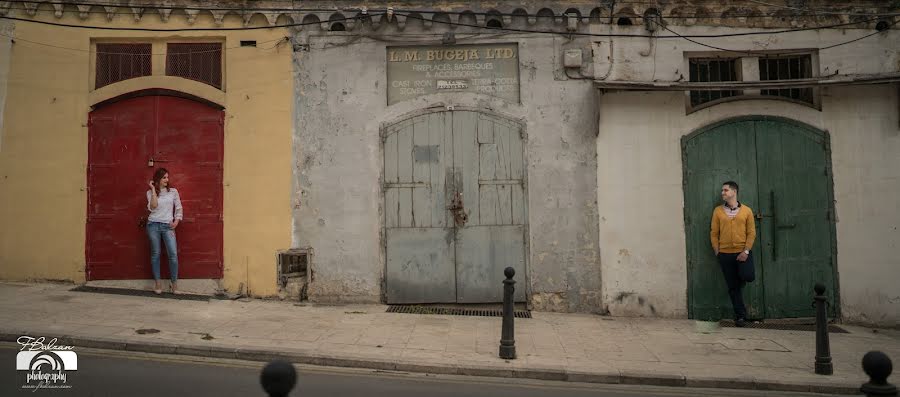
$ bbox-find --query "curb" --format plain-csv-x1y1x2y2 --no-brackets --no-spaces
1,331,861,395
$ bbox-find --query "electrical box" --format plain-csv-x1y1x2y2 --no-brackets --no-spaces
563,49,583,68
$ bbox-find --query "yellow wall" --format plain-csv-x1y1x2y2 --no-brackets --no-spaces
0,9,293,296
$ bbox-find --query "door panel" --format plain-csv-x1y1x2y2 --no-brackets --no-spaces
455,112,527,302
456,225,527,302
155,96,224,279
684,120,764,320
385,228,457,303
755,120,835,318
384,112,457,303
86,98,155,280
86,95,223,280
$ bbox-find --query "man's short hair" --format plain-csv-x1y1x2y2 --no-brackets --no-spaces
723,181,739,193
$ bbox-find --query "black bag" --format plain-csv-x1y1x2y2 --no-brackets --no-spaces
738,252,756,283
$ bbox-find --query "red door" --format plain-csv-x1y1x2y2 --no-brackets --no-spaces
87,94,224,280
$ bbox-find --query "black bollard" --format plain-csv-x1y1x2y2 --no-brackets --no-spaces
260,359,297,397
814,283,833,375
861,351,898,397
499,266,517,360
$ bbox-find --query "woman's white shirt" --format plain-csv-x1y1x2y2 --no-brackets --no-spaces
146,188,184,223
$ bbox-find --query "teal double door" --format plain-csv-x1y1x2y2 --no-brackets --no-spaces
683,117,837,320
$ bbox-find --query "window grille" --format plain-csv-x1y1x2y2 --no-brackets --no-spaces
688,58,741,107
166,43,223,89
759,55,814,104
95,43,152,89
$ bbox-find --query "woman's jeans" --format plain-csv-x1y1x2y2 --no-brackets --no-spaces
146,222,178,282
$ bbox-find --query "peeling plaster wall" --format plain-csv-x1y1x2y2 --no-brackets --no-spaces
595,24,900,325
293,31,601,311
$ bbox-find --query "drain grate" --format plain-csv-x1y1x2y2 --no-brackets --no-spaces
720,320,849,333
386,305,531,318
71,285,212,301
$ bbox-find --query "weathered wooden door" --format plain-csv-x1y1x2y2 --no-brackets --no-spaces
86,96,156,280
683,117,835,320
684,119,765,320
384,111,527,304
754,120,835,318
87,94,224,280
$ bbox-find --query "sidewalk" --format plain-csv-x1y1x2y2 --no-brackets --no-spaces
2,282,897,394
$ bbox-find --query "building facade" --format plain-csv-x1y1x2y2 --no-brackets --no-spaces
1,1,898,326
0,1,294,296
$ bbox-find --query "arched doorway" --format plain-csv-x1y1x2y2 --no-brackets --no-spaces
86,93,224,280
683,116,837,320
383,110,528,304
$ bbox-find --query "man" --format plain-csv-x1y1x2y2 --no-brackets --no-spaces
710,181,756,327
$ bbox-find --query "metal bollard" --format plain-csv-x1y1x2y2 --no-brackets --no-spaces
260,359,297,397
814,283,833,375
861,351,897,397
499,266,517,360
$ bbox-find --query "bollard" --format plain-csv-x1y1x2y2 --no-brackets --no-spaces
260,359,297,397
861,351,897,397
499,266,517,360
814,283,833,375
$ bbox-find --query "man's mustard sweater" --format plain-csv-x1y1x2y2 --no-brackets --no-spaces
710,205,757,254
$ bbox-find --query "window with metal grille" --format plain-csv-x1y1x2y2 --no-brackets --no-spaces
689,58,741,107
94,43,152,89
759,55,814,104
166,43,223,89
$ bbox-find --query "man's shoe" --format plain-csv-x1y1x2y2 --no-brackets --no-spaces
735,318,747,327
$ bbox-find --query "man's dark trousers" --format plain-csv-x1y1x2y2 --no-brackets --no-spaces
718,252,752,320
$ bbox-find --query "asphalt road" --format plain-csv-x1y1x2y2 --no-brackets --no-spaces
1,344,848,397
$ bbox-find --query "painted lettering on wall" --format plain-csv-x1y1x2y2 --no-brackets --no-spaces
386,43,520,105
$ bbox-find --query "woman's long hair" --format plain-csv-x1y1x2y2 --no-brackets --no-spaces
152,168,173,195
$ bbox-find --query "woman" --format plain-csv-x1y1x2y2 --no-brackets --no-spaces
146,168,184,294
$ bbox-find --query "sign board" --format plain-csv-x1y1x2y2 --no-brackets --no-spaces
386,43,520,105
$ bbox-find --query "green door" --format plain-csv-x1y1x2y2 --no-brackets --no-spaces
683,117,836,320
